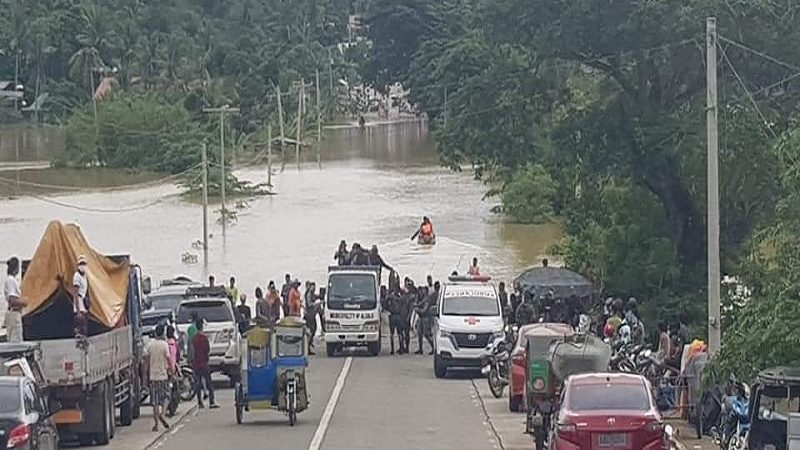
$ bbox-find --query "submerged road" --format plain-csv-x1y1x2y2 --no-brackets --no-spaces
150,341,501,450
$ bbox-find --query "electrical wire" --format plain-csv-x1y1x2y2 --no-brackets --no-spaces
0,177,191,213
718,35,800,72
0,163,202,193
718,43,778,138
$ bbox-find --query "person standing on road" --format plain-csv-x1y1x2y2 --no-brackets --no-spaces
280,274,292,316
287,280,302,317
144,324,172,432
414,286,435,355
236,294,251,334
498,282,509,317
70,255,89,337
257,283,282,326
192,319,218,409
4,257,26,343
304,282,319,355
208,275,215,287
227,277,240,309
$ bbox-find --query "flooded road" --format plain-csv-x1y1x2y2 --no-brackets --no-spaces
0,121,559,296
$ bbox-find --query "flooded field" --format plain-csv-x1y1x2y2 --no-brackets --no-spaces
0,121,560,297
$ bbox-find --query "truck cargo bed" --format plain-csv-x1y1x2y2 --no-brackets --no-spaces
39,326,132,386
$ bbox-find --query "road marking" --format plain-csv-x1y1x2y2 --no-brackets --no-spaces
308,356,353,450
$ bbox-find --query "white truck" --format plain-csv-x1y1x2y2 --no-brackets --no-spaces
433,275,505,378
324,266,382,357
22,255,147,446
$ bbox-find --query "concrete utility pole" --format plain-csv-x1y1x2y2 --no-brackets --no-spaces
201,143,209,267
267,123,273,188
316,69,322,168
296,79,304,169
706,17,721,355
203,106,240,237
276,85,286,172
443,86,448,129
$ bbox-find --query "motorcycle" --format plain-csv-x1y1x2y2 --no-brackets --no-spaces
480,326,515,398
712,377,750,450
141,363,196,407
609,342,641,373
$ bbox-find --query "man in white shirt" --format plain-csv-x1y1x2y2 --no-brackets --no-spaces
70,255,89,337
144,324,172,432
4,257,26,343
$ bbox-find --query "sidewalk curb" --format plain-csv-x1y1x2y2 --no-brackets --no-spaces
143,404,198,450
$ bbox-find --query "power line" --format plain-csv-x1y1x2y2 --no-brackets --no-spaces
718,43,777,138
718,35,800,72
0,178,189,213
0,164,202,193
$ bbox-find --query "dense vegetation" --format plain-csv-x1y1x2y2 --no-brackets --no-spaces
363,0,800,378
0,0,365,172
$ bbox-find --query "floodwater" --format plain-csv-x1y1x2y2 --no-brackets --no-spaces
0,121,560,299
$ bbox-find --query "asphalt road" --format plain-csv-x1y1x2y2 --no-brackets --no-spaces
149,343,502,450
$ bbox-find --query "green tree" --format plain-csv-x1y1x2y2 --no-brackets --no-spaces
501,163,556,224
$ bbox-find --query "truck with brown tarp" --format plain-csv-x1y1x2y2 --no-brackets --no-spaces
20,221,146,446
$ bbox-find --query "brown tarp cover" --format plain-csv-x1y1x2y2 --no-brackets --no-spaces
21,221,129,328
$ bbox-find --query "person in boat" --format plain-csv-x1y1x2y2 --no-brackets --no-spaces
468,257,480,276
334,240,350,266
410,217,435,243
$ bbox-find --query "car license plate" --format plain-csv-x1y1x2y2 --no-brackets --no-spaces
481,365,491,375
598,433,626,447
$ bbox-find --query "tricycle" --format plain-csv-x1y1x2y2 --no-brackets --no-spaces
744,366,800,450
525,331,610,450
234,317,309,426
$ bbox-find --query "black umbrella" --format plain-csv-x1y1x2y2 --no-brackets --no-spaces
513,267,592,299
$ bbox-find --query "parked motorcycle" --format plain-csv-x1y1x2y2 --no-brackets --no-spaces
712,377,750,450
480,326,516,398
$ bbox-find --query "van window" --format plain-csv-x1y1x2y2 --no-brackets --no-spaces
442,294,499,316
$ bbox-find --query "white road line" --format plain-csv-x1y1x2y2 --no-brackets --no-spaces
308,356,353,450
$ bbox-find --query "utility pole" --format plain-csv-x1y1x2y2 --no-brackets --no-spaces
276,85,286,172
706,17,721,355
296,78,304,169
267,123,273,188
316,69,322,168
443,86,448,129
201,143,209,268
203,106,240,237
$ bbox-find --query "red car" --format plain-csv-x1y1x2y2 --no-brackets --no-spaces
550,373,667,450
508,323,574,412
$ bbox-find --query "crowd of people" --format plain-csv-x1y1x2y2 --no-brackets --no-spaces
383,273,440,355
207,274,325,355
333,240,393,271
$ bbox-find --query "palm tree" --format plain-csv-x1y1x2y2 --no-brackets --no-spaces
68,1,111,95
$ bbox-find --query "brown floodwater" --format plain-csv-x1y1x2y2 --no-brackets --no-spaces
0,121,560,300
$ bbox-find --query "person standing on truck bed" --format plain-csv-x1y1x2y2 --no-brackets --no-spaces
70,255,89,337
4,256,26,343
287,280,302,317
192,319,218,409
144,324,172,432
237,293,252,334
334,240,350,266
348,243,370,266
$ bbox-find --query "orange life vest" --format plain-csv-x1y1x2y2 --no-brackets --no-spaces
421,223,433,236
